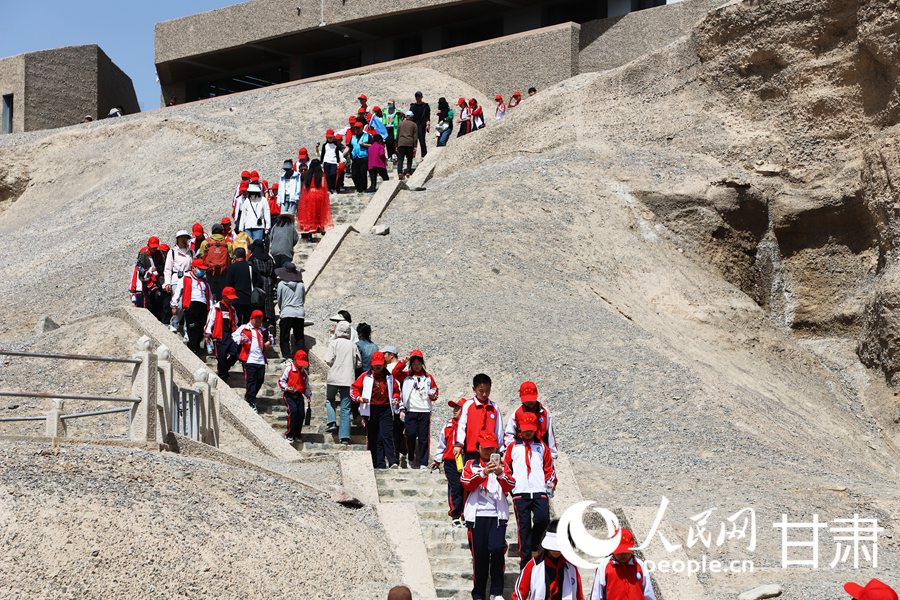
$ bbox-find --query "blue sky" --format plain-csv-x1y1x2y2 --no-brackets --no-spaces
1,1,237,111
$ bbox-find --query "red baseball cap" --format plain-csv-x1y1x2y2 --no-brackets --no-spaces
240,170,250,179
519,412,538,432
221,216,231,225
513,91,522,97
353,121,363,128
372,105,380,112
147,236,160,248
249,171,260,182
457,97,466,106
357,106,367,114
271,182,279,190
845,580,898,600
519,381,538,402
191,223,204,236
250,309,264,320
335,134,343,141
348,116,357,124
495,94,503,100
298,147,309,159
239,180,250,192
448,398,466,408
477,431,498,449
409,349,424,362
371,351,386,366
358,93,367,101
221,286,238,300
612,529,635,555
326,129,334,137
158,243,170,253
293,350,309,367
191,259,207,269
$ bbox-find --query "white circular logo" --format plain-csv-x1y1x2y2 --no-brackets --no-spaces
558,501,623,569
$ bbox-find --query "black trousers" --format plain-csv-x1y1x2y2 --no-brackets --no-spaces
386,127,396,158
393,412,407,457
243,362,265,408
416,123,428,157
279,316,305,358
467,516,508,600
351,157,368,192
185,301,209,354
512,493,551,568
404,411,430,467
214,325,239,380
397,147,414,175
443,459,464,519
158,291,172,324
284,392,306,439
233,303,252,326
368,167,388,191
207,273,225,301
369,404,396,468
323,162,338,193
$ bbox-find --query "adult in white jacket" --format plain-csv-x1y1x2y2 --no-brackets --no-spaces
163,230,194,335
237,183,270,243
324,320,361,444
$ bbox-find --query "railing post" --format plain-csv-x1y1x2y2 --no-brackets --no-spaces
156,345,173,439
130,336,158,444
193,369,212,445
207,374,220,447
45,398,66,438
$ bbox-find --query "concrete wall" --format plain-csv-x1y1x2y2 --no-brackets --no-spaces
155,0,469,65
579,0,725,72
0,55,26,133
23,46,99,131
96,47,140,118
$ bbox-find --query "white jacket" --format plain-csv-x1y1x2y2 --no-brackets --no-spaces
238,196,271,231
513,556,582,600
460,457,514,523
502,439,556,495
324,321,361,386
163,246,194,287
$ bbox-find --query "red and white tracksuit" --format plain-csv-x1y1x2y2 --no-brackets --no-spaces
590,556,657,600
455,397,504,455
513,553,584,600
505,403,559,459
503,438,556,567
433,417,463,519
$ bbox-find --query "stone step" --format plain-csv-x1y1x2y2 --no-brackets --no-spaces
302,442,368,452
432,569,518,591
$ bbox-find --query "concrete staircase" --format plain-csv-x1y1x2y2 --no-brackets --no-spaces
292,189,371,266
376,468,524,600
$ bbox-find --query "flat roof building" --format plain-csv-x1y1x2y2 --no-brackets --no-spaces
154,0,666,104
0,45,139,134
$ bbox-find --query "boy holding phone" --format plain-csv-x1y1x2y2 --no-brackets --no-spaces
461,431,515,600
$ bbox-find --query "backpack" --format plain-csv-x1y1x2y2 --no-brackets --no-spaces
205,240,230,275
233,232,252,255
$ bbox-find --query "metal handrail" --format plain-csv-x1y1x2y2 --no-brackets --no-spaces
60,407,132,420
0,391,140,403
0,350,141,365
0,416,47,422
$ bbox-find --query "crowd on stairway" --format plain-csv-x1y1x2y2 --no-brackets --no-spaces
126,84,662,600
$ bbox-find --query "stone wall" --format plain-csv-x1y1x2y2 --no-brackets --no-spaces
23,46,99,131
0,55,25,133
579,0,726,73
96,47,140,117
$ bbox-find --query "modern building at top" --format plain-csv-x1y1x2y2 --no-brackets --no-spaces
154,0,665,104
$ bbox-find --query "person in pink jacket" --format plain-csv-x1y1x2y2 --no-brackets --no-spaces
367,133,389,193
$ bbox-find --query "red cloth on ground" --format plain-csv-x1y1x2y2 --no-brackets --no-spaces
297,184,333,233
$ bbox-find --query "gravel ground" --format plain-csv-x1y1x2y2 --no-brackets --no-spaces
0,440,397,599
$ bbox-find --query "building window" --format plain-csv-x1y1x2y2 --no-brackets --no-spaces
394,34,423,60
1,94,12,134
442,17,503,49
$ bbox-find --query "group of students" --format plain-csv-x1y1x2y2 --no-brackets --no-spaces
289,314,656,600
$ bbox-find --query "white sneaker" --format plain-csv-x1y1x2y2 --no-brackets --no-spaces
389,463,399,469
183,332,189,343
419,465,429,471
169,324,178,333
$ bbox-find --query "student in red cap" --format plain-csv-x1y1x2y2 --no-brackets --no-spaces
456,97,471,137
318,129,345,193
278,349,312,443
357,93,368,115
173,259,212,355
220,216,236,243
505,381,558,459
233,170,251,220
494,94,506,120
351,351,400,466
189,223,208,254
470,98,486,131
232,309,270,412
431,398,466,527
233,180,250,227
392,350,439,469
590,529,657,600
461,430,515,600
503,411,556,568
454,373,504,462
845,579,898,600
296,147,311,173
204,286,240,380
130,236,165,316
508,92,523,110
513,519,585,600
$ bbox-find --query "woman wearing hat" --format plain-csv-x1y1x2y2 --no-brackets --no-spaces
275,262,305,359
512,519,585,600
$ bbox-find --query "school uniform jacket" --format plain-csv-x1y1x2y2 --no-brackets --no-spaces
204,301,236,339
232,324,267,365
174,273,211,308
590,557,656,600
455,397,504,454
513,554,584,600
349,370,399,417
460,457,514,523
392,360,439,413
502,439,556,495
505,403,559,459
433,417,460,463
278,363,311,398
